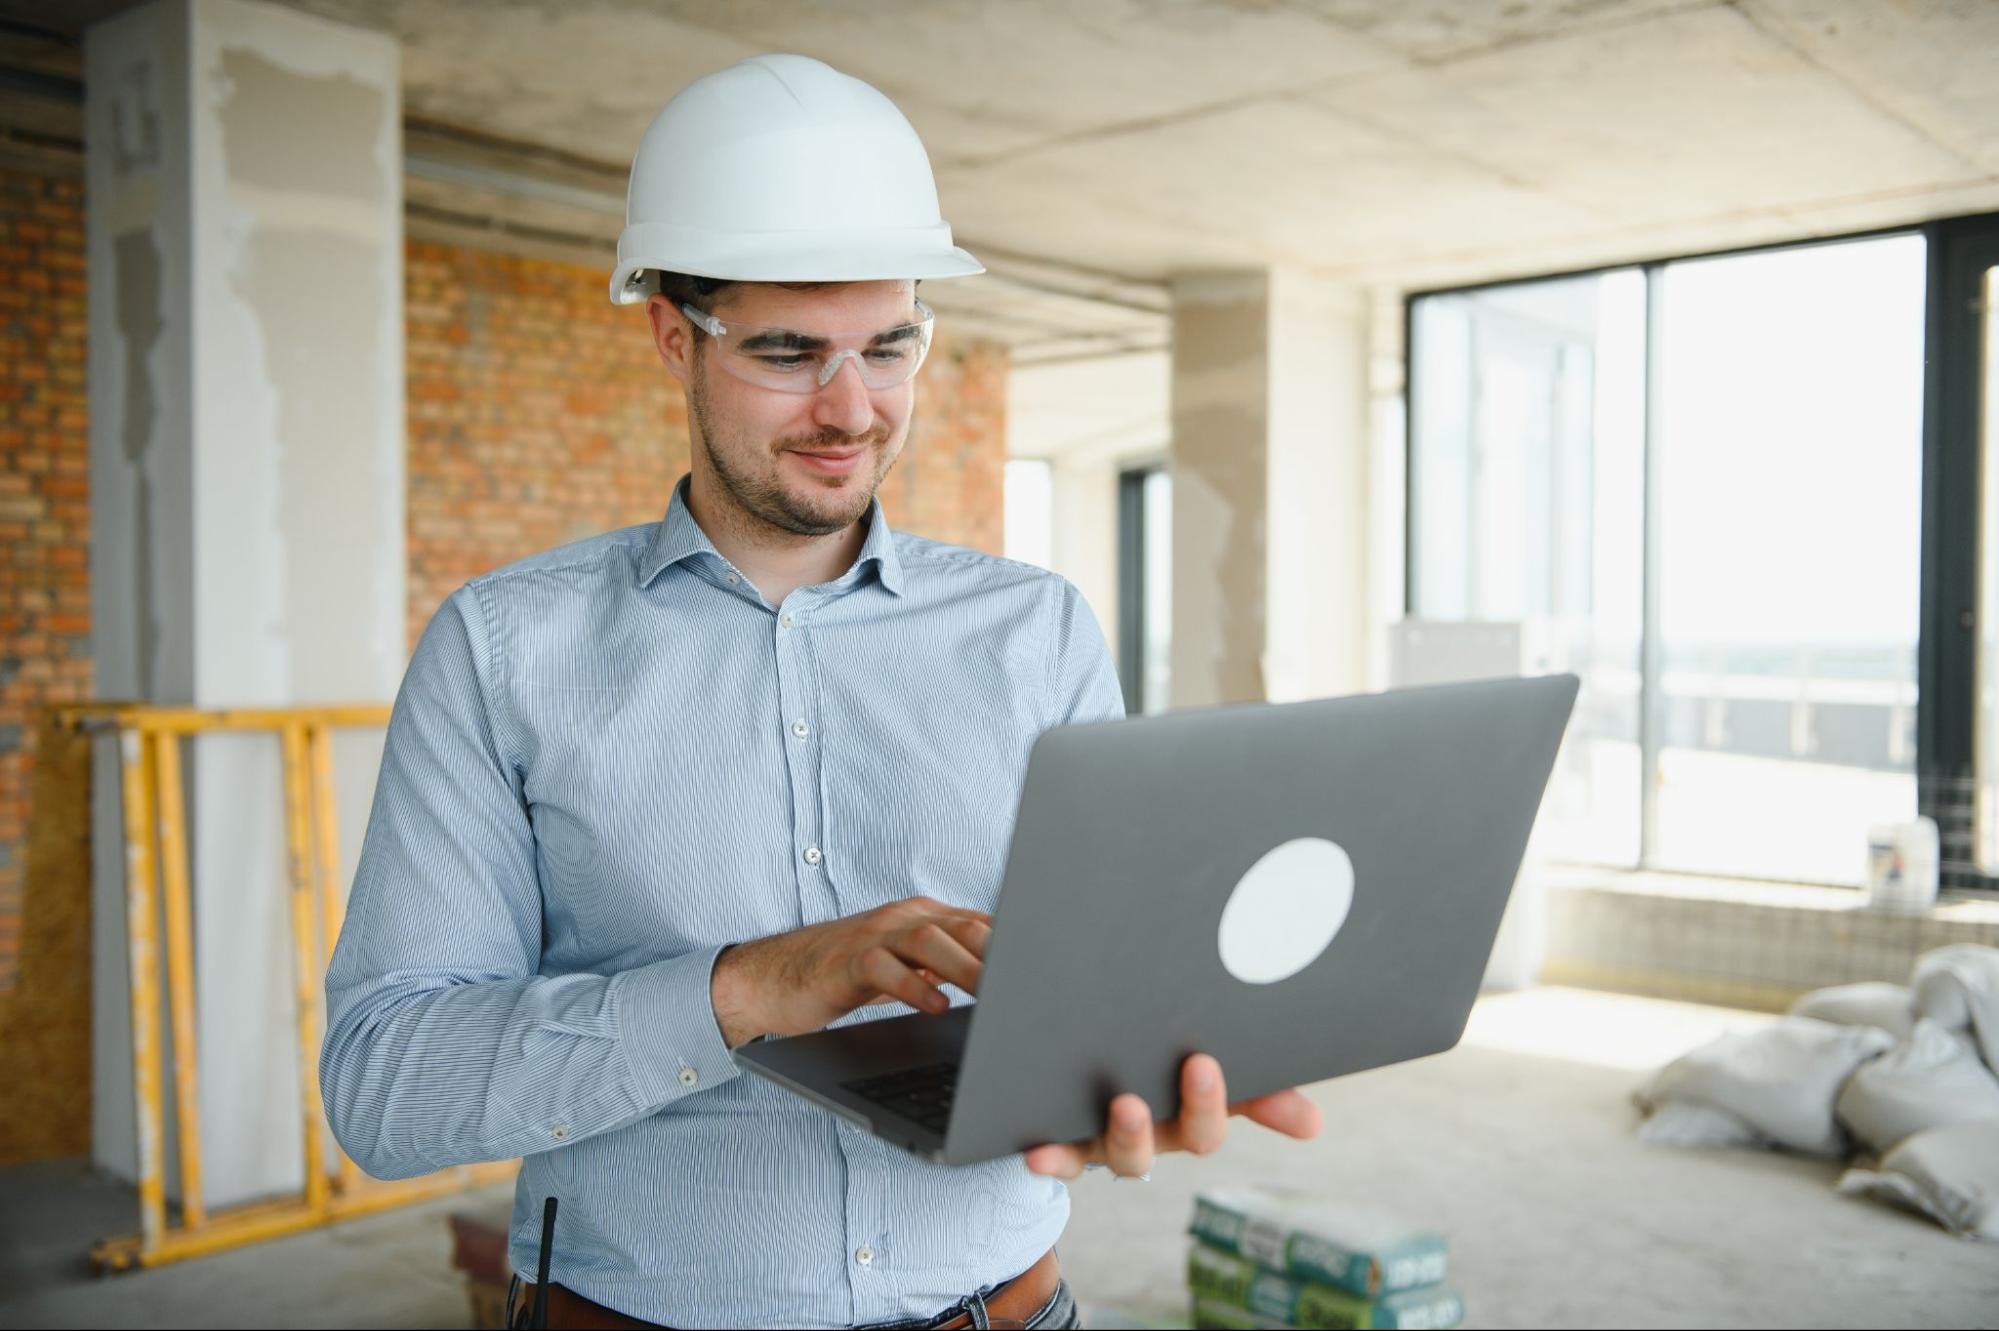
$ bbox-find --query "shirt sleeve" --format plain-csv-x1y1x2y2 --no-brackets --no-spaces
1043,575,1127,727
319,584,739,1182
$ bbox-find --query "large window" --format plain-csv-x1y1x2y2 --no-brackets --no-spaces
1409,272,1645,868
1411,228,1951,889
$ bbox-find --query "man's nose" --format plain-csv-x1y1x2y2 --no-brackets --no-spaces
811,357,875,436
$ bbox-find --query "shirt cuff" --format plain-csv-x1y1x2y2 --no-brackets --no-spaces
612,944,742,1109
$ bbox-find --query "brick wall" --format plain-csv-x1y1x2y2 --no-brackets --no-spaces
406,241,1008,647
404,242,686,649
0,169,90,993
876,324,1007,563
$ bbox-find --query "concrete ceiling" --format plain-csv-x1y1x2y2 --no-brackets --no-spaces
4,0,1999,364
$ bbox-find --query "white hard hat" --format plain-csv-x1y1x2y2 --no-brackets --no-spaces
610,54,984,304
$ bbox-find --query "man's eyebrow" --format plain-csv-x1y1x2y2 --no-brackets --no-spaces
737,328,829,353
733,314,924,354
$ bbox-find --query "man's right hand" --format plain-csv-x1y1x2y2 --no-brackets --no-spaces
708,896,992,1048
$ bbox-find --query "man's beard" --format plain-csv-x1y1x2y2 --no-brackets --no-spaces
689,362,899,538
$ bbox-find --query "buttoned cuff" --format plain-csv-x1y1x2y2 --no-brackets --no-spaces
612,944,742,1109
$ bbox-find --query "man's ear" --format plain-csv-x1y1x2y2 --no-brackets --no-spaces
646,293,695,385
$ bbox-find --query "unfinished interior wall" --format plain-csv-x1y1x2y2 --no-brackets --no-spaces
84,0,403,1207
82,0,196,1198
0,167,93,1168
880,328,1008,561
0,169,90,992
1169,274,1271,707
403,243,682,648
1168,269,1369,709
4,200,1011,1175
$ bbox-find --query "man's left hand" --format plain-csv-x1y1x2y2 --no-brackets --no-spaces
1021,1053,1322,1179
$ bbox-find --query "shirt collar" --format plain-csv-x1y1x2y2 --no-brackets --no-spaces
638,473,905,598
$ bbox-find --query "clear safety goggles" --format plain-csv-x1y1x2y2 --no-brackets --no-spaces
681,298,936,393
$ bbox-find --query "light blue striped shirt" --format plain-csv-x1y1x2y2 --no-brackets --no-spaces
322,473,1125,1329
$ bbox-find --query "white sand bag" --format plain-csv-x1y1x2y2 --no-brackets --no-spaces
1789,982,1915,1041
1634,1099,1766,1150
1911,945,1999,1072
1637,1017,1893,1158
1837,1120,1999,1240
1835,1018,1999,1156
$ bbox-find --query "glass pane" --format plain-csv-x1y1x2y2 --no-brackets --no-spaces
1655,235,1925,885
1409,271,1646,867
1981,265,1999,873
1142,469,1172,715
1003,459,1053,568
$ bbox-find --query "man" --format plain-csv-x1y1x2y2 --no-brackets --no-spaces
322,53,1319,1331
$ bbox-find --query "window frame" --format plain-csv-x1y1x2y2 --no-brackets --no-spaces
1919,213,1999,892
1117,464,1160,716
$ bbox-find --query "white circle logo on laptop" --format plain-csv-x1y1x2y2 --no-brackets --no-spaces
1216,837,1356,985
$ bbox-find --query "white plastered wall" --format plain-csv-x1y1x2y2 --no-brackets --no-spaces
1167,269,1370,710
86,0,402,1207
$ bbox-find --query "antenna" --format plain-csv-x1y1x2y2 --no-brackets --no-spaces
531,1196,557,1330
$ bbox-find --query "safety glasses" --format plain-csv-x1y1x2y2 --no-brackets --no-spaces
680,298,936,393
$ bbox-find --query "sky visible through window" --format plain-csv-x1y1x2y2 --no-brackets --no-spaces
1657,237,1924,657
1653,236,1924,883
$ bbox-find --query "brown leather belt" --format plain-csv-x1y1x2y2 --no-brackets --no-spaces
513,1247,1061,1330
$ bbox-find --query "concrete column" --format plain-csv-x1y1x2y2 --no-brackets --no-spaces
86,0,402,1206
1168,270,1368,707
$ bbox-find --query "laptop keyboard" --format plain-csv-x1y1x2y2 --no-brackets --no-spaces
840,1062,960,1134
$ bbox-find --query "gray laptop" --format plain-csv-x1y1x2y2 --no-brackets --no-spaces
733,673,1580,1166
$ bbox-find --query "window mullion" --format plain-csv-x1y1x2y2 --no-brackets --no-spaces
1639,263,1667,869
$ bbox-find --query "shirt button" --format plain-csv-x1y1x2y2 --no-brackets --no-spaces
678,1066,699,1088
854,1246,874,1267
725,573,740,585
550,1123,570,1141
779,612,795,628
803,846,823,866
790,719,810,739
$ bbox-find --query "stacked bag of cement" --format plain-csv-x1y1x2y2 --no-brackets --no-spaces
1185,1186,1464,1330
1633,944,1999,1240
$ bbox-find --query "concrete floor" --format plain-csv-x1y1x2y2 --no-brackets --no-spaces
3,987,1994,1330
